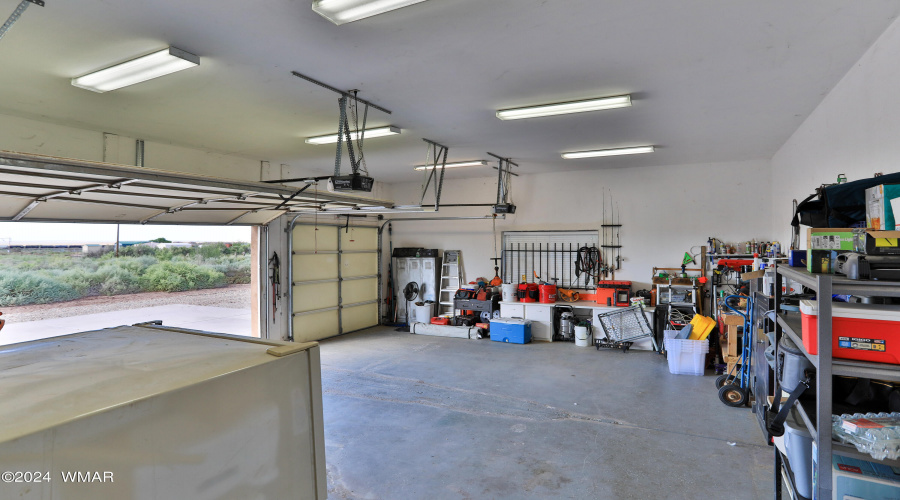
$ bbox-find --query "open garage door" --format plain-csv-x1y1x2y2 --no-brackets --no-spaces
291,223,378,342
0,151,393,224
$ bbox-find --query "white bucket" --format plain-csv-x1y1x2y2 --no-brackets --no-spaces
502,283,518,302
414,303,434,324
575,326,592,347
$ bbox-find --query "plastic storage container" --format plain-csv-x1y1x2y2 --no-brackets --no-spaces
822,453,900,499
574,325,591,347
664,336,708,375
773,407,814,500
489,318,532,344
777,333,816,396
501,283,518,302
799,300,900,363
687,314,715,341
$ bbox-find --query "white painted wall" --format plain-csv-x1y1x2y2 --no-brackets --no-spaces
771,16,900,246
0,111,393,200
387,159,773,291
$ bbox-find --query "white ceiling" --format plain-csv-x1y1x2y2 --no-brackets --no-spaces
0,0,898,183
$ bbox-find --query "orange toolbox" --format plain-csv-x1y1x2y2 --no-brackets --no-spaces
799,299,900,364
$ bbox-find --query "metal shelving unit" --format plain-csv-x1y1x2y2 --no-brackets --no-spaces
773,265,900,499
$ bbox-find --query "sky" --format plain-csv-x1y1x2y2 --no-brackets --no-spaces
0,222,251,245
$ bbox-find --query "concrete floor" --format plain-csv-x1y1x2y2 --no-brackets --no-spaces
320,326,773,500
0,305,252,345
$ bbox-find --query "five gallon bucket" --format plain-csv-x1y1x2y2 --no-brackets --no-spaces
575,325,592,347
414,302,434,324
502,283,518,302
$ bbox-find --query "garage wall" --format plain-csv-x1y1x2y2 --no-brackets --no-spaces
387,158,773,291
771,16,900,245
0,111,393,201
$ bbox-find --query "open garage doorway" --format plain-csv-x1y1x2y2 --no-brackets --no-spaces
0,222,258,345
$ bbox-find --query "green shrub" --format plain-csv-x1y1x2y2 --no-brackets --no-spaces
140,261,226,292
0,270,80,306
99,269,142,296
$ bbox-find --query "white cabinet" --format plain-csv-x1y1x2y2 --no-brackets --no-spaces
500,303,525,318
524,305,553,341
498,301,655,347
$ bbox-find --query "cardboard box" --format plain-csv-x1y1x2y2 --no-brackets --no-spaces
866,184,900,230
865,230,900,255
807,249,846,273
806,227,861,251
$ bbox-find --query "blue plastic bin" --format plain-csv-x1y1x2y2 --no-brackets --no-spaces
490,318,532,344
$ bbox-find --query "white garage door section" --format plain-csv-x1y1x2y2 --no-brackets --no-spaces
291,224,378,342
0,151,393,224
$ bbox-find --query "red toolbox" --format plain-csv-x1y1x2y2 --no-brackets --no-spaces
799,300,900,363
430,317,450,325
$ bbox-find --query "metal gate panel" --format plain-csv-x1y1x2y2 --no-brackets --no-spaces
294,254,338,282
291,224,379,341
341,303,378,333
341,253,378,278
293,225,338,251
294,310,340,343
292,282,340,312
341,278,377,304
340,228,377,252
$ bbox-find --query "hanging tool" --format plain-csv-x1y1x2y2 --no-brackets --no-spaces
268,252,281,323
616,202,621,270
489,214,502,286
386,223,396,323
681,252,695,278
489,259,502,286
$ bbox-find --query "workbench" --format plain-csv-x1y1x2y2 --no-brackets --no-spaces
499,300,656,349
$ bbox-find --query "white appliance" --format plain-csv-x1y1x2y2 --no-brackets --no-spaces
394,253,441,322
0,323,326,500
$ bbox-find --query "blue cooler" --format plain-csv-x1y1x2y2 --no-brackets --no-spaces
490,318,532,344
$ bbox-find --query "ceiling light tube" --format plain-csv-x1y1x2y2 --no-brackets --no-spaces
312,0,428,25
305,126,401,145
497,95,632,120
414,160,488,171
561,146,655,159
71,47,199,93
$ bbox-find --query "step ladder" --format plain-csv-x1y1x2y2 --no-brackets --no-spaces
438,250,464,316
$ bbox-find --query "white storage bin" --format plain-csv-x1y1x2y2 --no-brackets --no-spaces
664,337,709,376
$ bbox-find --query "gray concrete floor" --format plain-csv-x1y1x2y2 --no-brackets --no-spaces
0,305,252,345
320,326,773,500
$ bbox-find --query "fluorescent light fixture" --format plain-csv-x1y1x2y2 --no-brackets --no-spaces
497,95,632,120
561,146,655,159
414,160,488,171
71,47,199,93
305,126,401,145
312,0,428,25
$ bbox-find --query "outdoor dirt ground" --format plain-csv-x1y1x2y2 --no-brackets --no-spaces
1,284,251,323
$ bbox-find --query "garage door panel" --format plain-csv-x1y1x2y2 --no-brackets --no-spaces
293,254,338,281
341,253,377,279
340,228,377,251
293,310,339,343
341,303,377,333
341,278,377,304
293,225,337,252
291,223,378,341
293,282,339,312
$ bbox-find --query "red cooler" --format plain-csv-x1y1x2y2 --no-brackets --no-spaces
799,300,900,364
539,284,557,303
